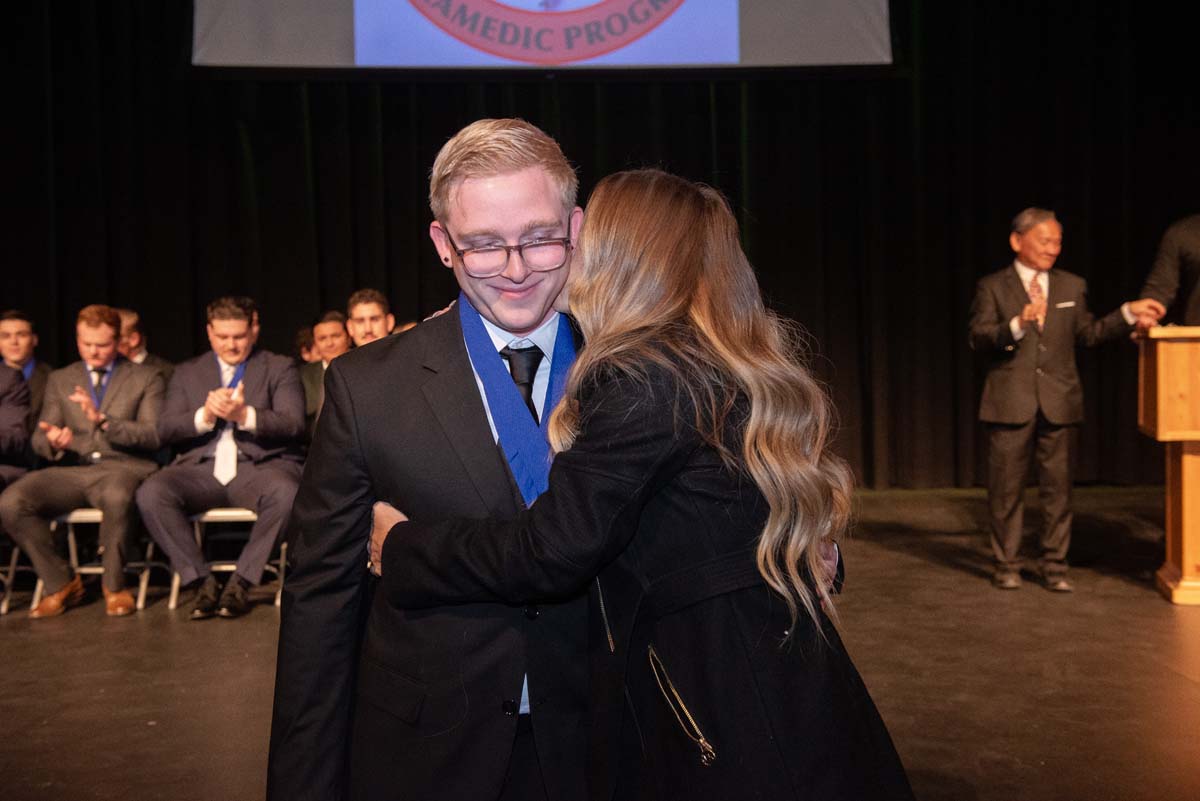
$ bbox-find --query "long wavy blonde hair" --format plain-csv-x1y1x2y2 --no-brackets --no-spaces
549,169,853,631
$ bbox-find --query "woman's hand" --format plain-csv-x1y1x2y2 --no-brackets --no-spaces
369,501,408,576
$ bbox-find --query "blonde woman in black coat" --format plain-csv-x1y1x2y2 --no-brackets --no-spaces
371,169,913,801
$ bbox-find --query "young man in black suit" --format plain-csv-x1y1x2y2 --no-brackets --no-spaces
135,296,305,619
969,208,1164,592
1135,213,1200,327
0,309,52,435
0,304,164,617
299,310,351,441
0,365,30,489
269,119,588,801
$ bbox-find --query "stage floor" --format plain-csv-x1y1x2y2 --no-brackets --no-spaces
1,486,1198,800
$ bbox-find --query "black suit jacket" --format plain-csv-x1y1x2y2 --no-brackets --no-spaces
269,308,588,801
0,366,30,485
969,264,1132,425
157,349,304,464
1141,214,1200,325
299,359,324,442
24,360,52,434
379,358,913,801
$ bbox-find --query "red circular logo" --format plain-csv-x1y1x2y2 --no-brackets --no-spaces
409,0,686,65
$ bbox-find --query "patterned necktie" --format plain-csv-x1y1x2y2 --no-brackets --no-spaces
499,345,544,424
1027,273,1046,331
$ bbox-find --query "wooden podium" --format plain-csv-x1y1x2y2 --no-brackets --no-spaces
1138,326,1200,604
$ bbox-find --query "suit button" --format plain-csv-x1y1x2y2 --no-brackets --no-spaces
1036,368,1043,375
1038,345,1046,352
524,605,539,620
502,699,519,716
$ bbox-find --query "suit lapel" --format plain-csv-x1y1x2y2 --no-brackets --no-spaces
239,350,263,403
419,308,521,518
99,360,128,414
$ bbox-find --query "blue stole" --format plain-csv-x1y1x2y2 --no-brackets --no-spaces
214,354,249,433
218,354,248,390
457,293,576,507
85,360,118,408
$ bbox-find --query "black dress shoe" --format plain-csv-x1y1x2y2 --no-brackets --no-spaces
190,574,224,620
217,576,253,618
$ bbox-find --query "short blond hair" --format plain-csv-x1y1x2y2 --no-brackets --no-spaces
429,119,578,221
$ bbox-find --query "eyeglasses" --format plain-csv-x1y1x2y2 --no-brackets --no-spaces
442,226,573,279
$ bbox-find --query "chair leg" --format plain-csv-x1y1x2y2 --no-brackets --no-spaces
31,578,44,610
168,572,181,610
136,540,154,611
66,525,80,571
1,546,20,615
275,541,287,607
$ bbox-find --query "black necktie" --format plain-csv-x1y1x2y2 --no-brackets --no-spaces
500,344,544,424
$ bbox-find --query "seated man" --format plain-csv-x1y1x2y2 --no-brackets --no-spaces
0,309,52,435
0,365,30,489
0,305,164,617
345,288,395,347
117,307,175,385
293,325,318,364
300,311,350,440
136,296,304,619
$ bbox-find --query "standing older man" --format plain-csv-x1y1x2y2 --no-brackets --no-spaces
0,305,164,617
969,209,1164,592
270,119,588,801
136,296,305,619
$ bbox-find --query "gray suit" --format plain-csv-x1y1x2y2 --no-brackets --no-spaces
0,359,164,592
136,348,304,586
969,264,1131,576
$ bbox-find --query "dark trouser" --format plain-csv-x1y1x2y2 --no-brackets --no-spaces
987,414,1075,578
0,461,156,593
497,715,549,801
0,463,27,490
135,458,301,586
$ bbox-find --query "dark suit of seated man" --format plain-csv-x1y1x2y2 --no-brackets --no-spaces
136,296,305,619
0,365,30,489
0,305,164,617
300,310,351,441
117,307,175,386
0,309,53,438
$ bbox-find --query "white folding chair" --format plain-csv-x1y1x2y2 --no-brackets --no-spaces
31,508,167,611
167,507,287,610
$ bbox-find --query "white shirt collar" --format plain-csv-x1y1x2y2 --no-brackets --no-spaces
479,311,560,361
130,350,148,364
1013,260,1048,287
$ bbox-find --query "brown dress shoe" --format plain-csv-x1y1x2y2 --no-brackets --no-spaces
30,575,85,619
103,588,136,616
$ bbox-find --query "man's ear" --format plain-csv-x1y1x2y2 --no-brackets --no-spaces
568,206,584,245
430,221,454,268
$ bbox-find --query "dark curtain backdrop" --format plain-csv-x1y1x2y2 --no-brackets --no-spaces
7,2,1198,488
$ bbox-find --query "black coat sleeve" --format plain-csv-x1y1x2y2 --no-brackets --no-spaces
268,361,374,801
967,277,1018,353
380,368,697,609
